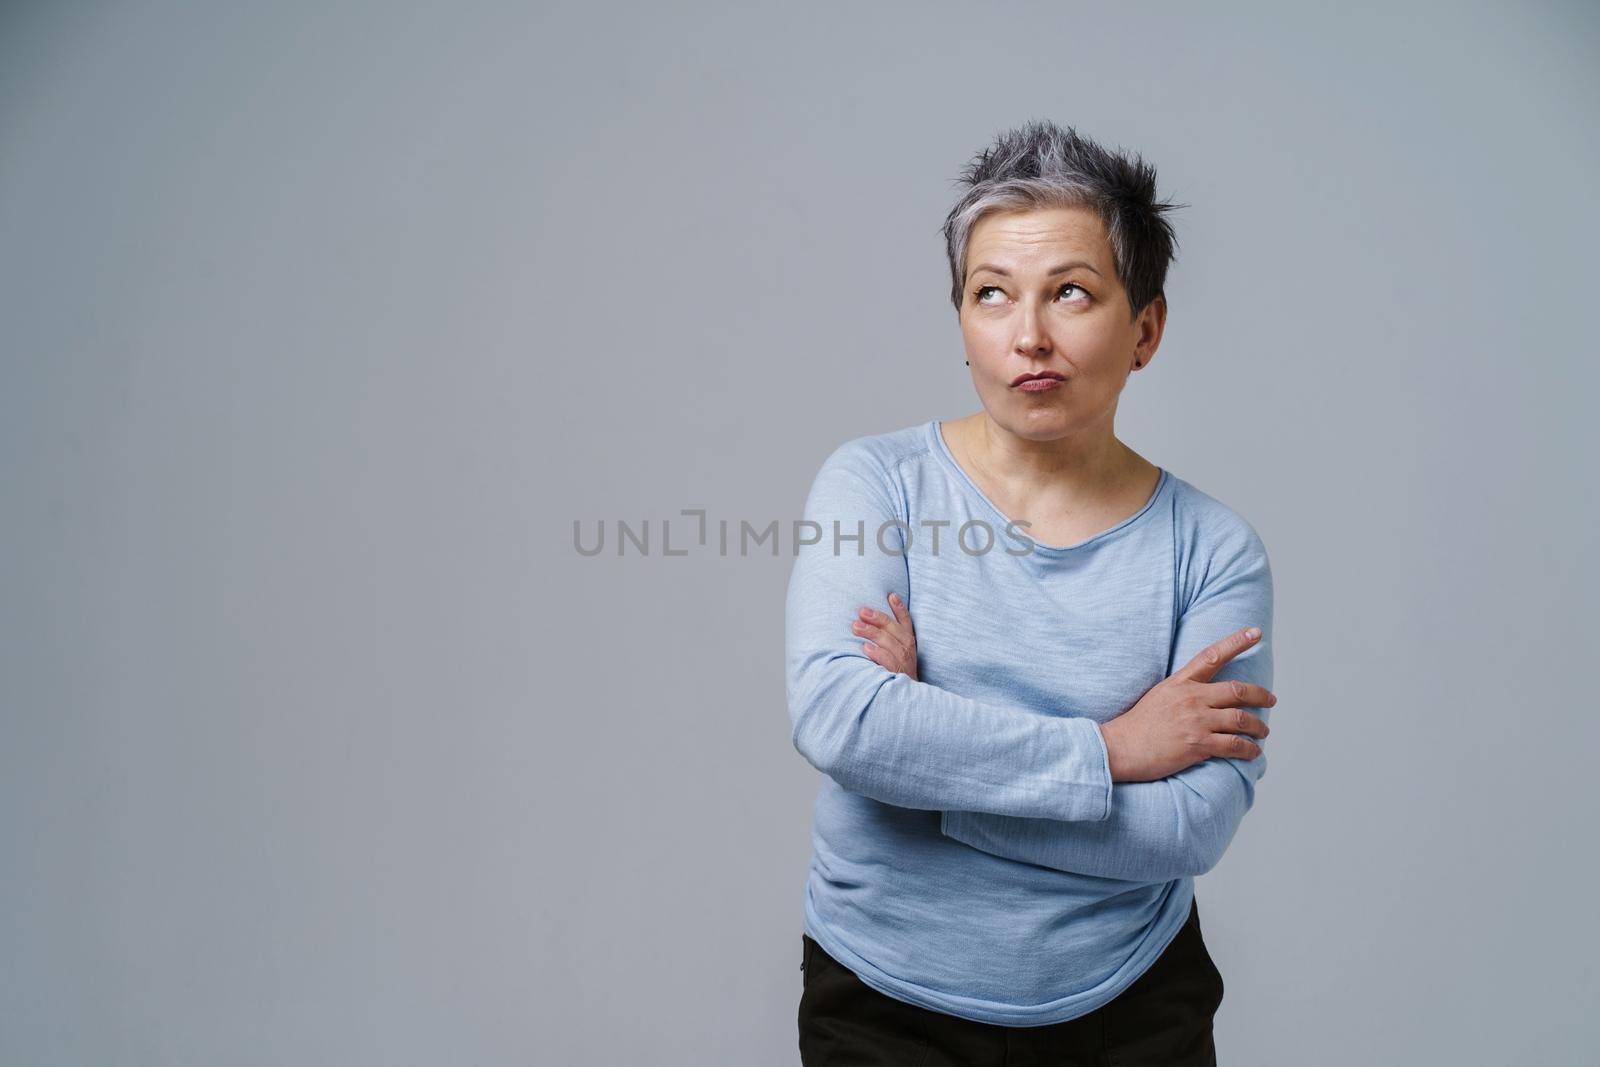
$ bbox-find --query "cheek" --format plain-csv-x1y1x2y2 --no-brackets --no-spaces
1062,331,1132,373
960,321,1004,353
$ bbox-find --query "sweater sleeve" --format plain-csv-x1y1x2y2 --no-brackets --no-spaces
785,441,1114,822
938,523,1274,881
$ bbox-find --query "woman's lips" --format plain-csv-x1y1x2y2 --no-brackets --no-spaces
1015,377,1064,393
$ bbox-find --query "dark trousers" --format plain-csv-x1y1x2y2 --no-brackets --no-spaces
798,897,1223,1066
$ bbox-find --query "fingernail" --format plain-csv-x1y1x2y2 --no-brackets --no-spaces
1245,627,1260,639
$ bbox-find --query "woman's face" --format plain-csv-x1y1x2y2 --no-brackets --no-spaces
959,205,1165,442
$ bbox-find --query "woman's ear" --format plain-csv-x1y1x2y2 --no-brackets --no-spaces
1131,295,1167,371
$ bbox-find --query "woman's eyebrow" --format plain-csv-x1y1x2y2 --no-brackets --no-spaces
970,260,1104,280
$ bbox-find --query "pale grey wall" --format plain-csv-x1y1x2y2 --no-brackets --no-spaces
3,1,1596,1063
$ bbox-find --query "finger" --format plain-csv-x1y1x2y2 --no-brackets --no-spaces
856,608,908,647
862,640,906,675
861,606,911,647
1209,731,1264,761
853,617,909,661
860,637,900,665
1176,626,1263,684
859,607,894,628
1211,707,1270,740
886,592,913,631
1200,678,1277,710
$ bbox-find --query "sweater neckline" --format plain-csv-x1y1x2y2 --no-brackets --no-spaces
926,418,1171,555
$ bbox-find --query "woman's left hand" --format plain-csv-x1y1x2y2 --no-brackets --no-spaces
851,592,919,681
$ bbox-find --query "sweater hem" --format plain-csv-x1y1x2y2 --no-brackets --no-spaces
800,876,1194,1028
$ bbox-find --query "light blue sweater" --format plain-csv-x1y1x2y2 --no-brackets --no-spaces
785,418,1275,1027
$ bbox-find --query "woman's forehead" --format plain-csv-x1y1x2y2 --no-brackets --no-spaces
968,208,1114,274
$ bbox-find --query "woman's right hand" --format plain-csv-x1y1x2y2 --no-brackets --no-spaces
1099,626,1276,783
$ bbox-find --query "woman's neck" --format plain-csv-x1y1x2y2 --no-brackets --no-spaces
953,411,1147,500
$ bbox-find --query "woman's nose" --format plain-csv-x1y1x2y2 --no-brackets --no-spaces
1013,302,1050,354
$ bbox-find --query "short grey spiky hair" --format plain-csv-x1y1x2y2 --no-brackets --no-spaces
941,120,1182,320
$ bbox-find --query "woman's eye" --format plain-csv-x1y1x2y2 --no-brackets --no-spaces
972,283,1088,305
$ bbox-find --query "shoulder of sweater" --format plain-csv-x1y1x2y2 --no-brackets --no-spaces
815,421,932,479
1167,471,1271,568
1165,474,1273,618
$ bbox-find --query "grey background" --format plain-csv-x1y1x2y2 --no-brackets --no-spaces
3,1,1596,1063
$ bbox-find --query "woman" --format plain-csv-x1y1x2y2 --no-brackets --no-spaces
786,120,1278,1065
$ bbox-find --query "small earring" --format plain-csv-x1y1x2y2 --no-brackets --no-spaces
1134,359,1142,367
965,360,969,365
